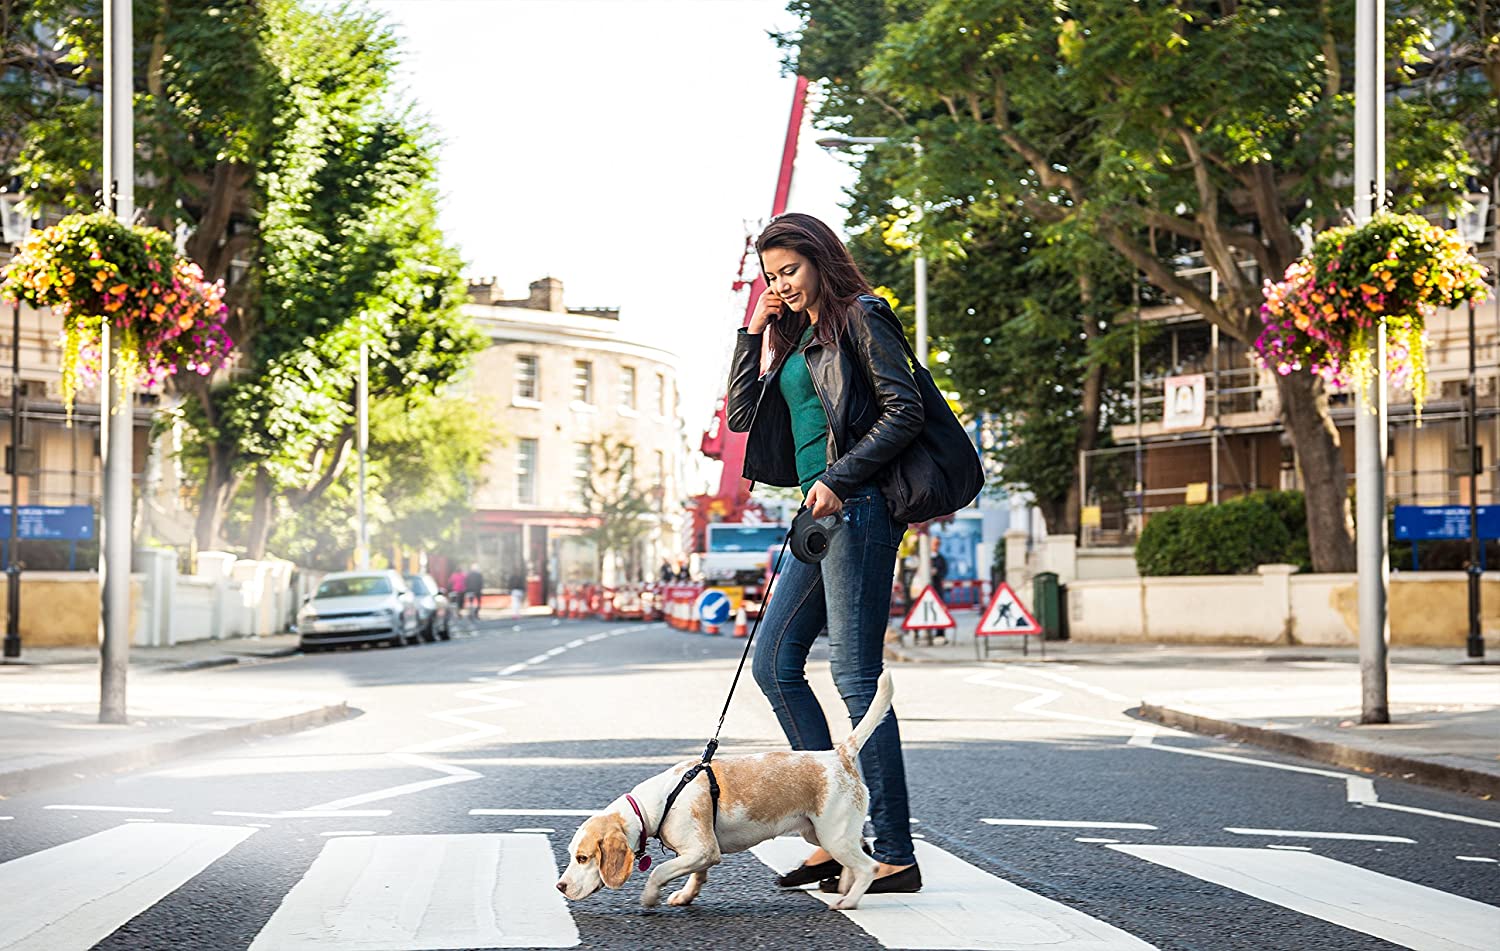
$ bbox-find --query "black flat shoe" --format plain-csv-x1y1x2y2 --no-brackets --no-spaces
818,863,922,895
775,858,841,888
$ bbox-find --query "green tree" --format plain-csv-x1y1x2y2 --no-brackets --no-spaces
264,391,498,571
580,434,654,583
788,0,1477,571
2,1,483,561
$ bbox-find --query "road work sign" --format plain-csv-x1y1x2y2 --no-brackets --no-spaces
696,589,732,626
901,585,955,631
976,583,1041,636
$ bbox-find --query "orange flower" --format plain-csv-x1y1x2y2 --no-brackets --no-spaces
108,283,127,295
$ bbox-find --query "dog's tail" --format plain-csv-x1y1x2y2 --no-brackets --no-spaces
840,670,895,757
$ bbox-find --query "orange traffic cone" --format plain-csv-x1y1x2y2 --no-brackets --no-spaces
732,606,748,638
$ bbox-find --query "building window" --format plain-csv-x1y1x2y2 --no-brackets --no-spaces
620,366,636,410
655,371,668,417
574,441,592,506
515,354,538,401
516,438,537,505
573,360,594,404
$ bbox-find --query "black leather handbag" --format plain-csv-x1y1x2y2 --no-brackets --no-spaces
861,303,985,524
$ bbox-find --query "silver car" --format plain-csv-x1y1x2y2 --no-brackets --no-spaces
297,570,421,651
404,572,453,642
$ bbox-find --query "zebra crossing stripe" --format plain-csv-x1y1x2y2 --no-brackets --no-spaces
249,832,578,950
751,837,1156,950
0,822,255,951
1111,845,1500,951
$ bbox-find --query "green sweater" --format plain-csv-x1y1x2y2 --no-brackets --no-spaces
778,324,830,495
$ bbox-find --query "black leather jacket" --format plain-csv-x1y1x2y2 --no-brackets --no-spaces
725,294,923,500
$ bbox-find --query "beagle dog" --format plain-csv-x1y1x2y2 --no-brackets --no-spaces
556,670,894,910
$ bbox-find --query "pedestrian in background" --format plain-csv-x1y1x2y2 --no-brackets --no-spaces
447,565,467,614
464,564,484,620
727,212,923,895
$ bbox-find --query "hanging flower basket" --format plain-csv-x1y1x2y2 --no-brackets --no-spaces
0,212,234,417
1254,211,1488,418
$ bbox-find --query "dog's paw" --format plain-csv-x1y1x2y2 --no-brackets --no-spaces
639,888,662,908
830,896,861,911
667,888,697,906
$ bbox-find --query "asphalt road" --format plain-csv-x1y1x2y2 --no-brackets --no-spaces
1,617,1497,950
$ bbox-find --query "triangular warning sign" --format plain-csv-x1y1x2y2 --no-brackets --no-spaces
902,585,956,631
976,582,1042,636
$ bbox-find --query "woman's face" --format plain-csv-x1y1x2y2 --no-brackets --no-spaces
762,247,820,318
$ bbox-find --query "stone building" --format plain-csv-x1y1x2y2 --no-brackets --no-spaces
456,277,686,603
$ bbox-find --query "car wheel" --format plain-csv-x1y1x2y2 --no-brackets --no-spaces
421,617,437,644
440,616,452,641
387,624,406,648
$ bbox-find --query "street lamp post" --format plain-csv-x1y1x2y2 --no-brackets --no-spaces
99,0,135,724
356,334,370,570
0,182,27,661
1354,0,1389,724
1458,186,1491,660
815,134,935,598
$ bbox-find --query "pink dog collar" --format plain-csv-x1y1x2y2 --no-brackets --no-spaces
624,794,652,871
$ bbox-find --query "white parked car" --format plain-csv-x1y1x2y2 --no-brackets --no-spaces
297,570,421,651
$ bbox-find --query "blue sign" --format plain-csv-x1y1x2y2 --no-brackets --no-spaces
0,505,95,540
1393,505,1499,542
696,590,731,625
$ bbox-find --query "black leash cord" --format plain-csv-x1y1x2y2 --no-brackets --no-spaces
699,505,801,765
658,508,802,846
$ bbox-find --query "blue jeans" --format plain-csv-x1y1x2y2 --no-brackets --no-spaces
751,482,914,866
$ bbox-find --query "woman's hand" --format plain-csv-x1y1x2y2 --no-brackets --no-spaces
805,481,843,519
748,286,785,334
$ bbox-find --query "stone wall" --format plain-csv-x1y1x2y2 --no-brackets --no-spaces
1068,568,1500,647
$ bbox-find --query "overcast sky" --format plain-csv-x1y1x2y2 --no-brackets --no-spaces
366,0,859,492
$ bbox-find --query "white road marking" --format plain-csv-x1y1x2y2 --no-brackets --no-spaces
498,663,528,677
1112,844,1500,951
403,683,528,752
545,646,566,657
308,753,480,811
1346,777,1378,804
470,808,596,817
1456,855,1497,863
565,638,585,648
1130,734,1380,805
1076,837,1121,844
965,673,1136,730
525,654,550,665
983,818,1158,830
1225,827,1415,843
43,804,172,814
213,810,392,819
512,827,555,834
0,822,255,951
752,837,1156,950
249,833,578,950
0,816,12,821
1127,724,1157,746
320,831,375,837
124,818,155,823
585,633,608,642
1365,801,1500,830
1267,845,1314,851
1014,666,1136,703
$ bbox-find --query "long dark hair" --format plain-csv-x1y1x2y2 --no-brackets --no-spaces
756,212,872,369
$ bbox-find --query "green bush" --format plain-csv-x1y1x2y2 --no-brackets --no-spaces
1136,491,1309,576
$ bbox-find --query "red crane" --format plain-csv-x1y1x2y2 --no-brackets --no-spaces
689,76,808,549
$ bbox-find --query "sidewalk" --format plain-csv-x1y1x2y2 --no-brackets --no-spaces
887,624,1500,799
0,632,343,797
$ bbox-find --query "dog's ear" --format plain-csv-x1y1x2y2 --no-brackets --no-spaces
598,820,633,889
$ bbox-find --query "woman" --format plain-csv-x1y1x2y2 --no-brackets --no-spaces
725,212,924,894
